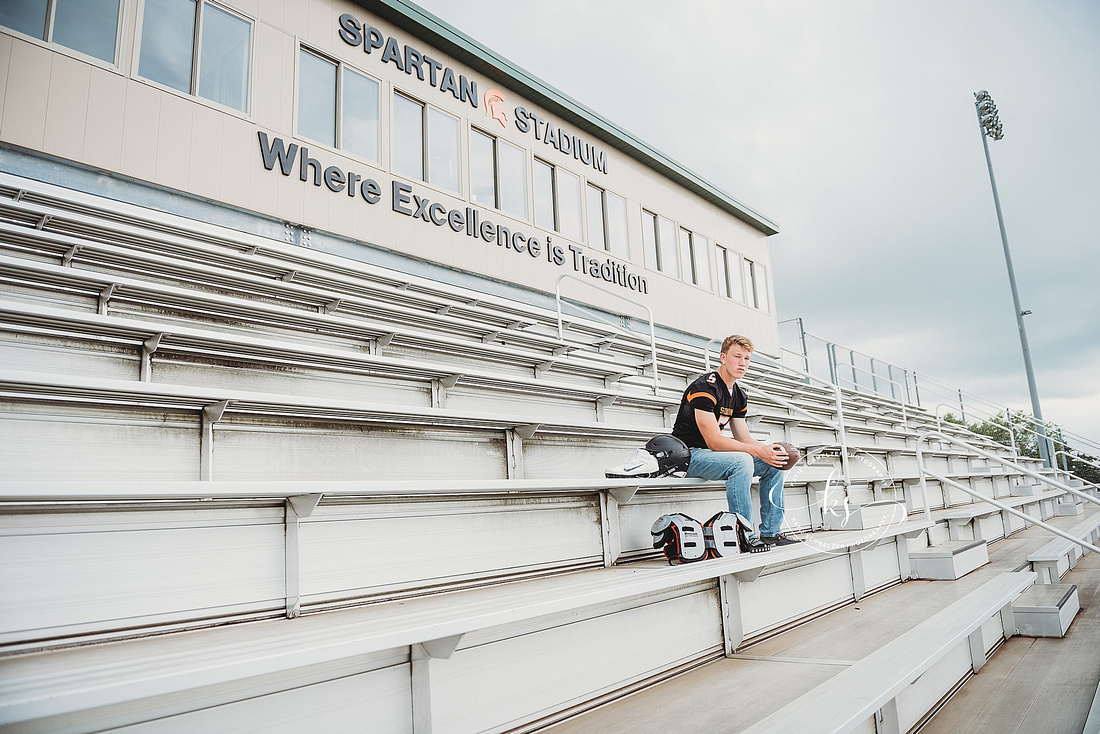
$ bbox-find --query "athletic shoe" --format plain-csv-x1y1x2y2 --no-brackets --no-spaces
604,448,659,478
741,536,771,553
761,532,801,547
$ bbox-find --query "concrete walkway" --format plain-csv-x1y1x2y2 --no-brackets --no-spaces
922,549,1100,734
547,511,1099,733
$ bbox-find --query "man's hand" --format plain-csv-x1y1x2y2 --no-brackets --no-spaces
756,443,788,468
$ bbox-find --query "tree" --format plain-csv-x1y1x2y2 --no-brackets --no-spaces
941,411,1038,458
942,411,1100,485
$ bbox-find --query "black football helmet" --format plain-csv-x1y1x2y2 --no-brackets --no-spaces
645,434,691,477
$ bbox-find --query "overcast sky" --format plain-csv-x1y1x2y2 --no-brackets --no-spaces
413,0,1100,449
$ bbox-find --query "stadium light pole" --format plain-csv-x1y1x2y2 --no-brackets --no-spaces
973,90,1052,468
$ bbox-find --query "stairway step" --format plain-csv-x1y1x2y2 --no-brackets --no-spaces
909,539,989,580
1012,583,1080,637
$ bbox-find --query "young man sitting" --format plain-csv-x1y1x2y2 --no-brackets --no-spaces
671,334,799,550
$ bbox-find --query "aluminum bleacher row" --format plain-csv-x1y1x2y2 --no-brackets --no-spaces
0,174,1085,731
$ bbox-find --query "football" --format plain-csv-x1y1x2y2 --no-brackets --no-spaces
774,442,801,471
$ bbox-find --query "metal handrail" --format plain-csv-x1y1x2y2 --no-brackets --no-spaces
949,400,1094,463
917,431,1100,508
554,273,658,394
834,362,909,423
933,403,1017,458
922,468,1100,555
1055,426,1100,456
933,403,1086,472
1055,450,1100,472
703,337,720,371
740,384,840,432
796,327,1100,459
993,407,1064,462
1005,408,1059,464
916,431,1100,554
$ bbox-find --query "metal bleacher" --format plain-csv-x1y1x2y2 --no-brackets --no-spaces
1,173,1097,732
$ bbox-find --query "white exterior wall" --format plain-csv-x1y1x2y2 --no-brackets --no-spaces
0,0,780,350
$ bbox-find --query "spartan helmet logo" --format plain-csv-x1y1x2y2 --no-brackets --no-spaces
484,88,508,128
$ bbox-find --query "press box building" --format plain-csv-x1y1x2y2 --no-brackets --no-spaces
0,0,780,351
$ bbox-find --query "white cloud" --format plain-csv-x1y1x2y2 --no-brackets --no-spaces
415,0,1100,445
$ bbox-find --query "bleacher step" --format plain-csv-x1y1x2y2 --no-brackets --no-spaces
1012,583,1080,637
909,539,989,580
1012,483,1043,497
1055,498,1085,516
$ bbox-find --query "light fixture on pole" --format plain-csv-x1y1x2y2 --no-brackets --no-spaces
973,90,1052,467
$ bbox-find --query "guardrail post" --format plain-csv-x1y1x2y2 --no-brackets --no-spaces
200,400,229,481
599,486,637,566
895,535,913,581
140,333,165,382
411,636,461,734
506,425,538,479
877,698,901,734
719,574,744,655
285,493,322,619
999,602,1017,639
915,442,934,525
968,628,988,673
850,548,867,601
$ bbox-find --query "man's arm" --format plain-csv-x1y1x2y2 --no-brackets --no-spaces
694,410,786,467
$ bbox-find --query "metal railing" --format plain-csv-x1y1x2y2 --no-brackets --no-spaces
835,362,910,424
934,403,1017,459
780,320,1100,468
554,273,659,394
916,431,1100,555
1056,450,1100,473
931,403,1099,475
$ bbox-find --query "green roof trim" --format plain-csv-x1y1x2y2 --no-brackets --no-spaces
354,0,779,236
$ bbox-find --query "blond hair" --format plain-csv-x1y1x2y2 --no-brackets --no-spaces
721,334,754,353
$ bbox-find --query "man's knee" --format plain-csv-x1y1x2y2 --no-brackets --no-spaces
728,452,754,476
758,461,783,480
690,451,755,481
717,453,754,485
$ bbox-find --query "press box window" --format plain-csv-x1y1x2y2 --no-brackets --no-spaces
716,244,745,303
1,0,121,63
745,258,770,312
641,210,679,278
393,93,460,193
533,159,582,241
138,0,252,113
297,48,380,163
586,184,628,259
470,129,527,219
678,228,711,289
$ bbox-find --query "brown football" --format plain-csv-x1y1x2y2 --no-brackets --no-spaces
774,443,801,471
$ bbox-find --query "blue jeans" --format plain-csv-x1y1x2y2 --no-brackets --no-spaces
687,448,785,537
